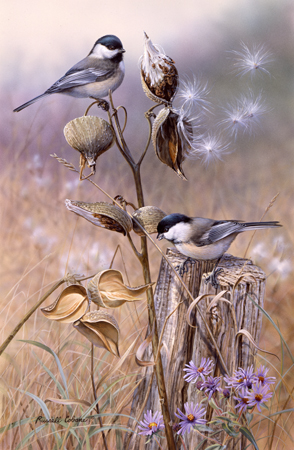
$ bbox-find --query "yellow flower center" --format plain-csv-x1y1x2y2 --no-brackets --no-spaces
187,414,195,422
238,378,244,383
258,376,264,383
242,397,249,404
148,422,157,429
198,367,204,373
255,394,263,402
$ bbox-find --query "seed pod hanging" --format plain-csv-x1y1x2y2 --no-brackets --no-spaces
152,107,193,180
65,200,133,235
41,285,89,323
74,310,120,356
132,206,166,236
63,116,114,179
87,269,153,308
140,32,178,104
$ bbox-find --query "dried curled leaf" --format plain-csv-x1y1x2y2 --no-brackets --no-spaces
41,285,89,323
74,310,120,356
87,269,153,308
64,116,114,177
236,329,279,360
65,200,132,235
152,107,193,180
132,206,166,236
140,32,178,104
135,328,155,367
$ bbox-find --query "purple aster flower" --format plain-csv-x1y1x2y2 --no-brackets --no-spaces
233,387,250,414
222,388,231,399
175,402,207,435
253,365,276,387
138,410,164,436
226,365,256,390
183,358,214,383
247,383,273,412
200,376,222,400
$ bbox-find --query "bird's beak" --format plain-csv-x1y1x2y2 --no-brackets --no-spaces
157,233,164,240
120,48,126,53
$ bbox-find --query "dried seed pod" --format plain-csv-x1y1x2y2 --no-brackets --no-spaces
151,107,194,180
140,32,178,104
41,285,89,323
132,206,166,236
74,310,120,356
65,200,132,235
87,269,153,308
63,116,114,176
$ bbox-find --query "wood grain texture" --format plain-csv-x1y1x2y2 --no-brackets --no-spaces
125,249,265,450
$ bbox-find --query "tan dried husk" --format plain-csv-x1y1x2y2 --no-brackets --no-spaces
152,107,188,180
87,269,153,308
41,285,89,323
65,200,133,235
132,206,166,236
63,116,114,169
74,310,120,356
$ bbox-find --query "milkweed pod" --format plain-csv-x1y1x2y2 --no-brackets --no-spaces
65,200,133,235
152,107,190,180
132,206,166,236
140,32,178,104
41,285,89,323
87,269,153,308
63,116,114,173
74,310,120,357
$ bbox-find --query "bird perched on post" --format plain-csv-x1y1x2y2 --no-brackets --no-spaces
13,35,125,113
157,213,282,286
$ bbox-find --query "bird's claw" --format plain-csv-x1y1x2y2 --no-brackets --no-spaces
175,258,195,277
97,100,110,111
205,267,223,289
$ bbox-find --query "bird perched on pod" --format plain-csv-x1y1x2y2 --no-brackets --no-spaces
14,35,125,112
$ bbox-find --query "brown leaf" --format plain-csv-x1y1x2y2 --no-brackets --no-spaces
41,285,89,323
135,329,155,367
87,269,153,308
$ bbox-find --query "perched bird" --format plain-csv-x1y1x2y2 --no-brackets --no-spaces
157,213,281,285
13,35,125,112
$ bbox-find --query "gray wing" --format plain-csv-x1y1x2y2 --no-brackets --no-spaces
46,57,115,93
190,219,244,246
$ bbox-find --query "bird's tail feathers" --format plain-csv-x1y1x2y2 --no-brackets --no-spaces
243,221,282,231
13,93,49,112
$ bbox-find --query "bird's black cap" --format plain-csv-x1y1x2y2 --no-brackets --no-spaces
94,35,124,51
157,213,191,233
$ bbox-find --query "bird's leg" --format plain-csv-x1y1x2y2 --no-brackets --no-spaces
205,257,224,288
175,257,196,277
90,97,110,111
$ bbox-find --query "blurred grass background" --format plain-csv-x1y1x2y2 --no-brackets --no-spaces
1,0,294,448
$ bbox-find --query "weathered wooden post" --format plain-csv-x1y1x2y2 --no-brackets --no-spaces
127,248,265,450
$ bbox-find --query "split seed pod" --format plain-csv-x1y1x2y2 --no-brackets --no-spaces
74,310,120,356
132,206,166,236
152,107,193,180
41,285,89,323
65,200,132,235
87,269,153,308
64,116,114,178
140,32,178,104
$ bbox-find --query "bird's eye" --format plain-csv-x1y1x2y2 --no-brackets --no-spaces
164,226,169,233
108,45,115,50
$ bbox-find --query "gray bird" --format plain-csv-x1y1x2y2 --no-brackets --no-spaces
157,213,281,285
13,35,125,112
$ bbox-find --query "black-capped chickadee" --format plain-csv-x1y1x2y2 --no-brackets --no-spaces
13,35,125,112
157,213,281,285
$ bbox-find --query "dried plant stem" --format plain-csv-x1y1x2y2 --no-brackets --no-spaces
107,92,176,450
243,192,279,258
91,345,109,450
